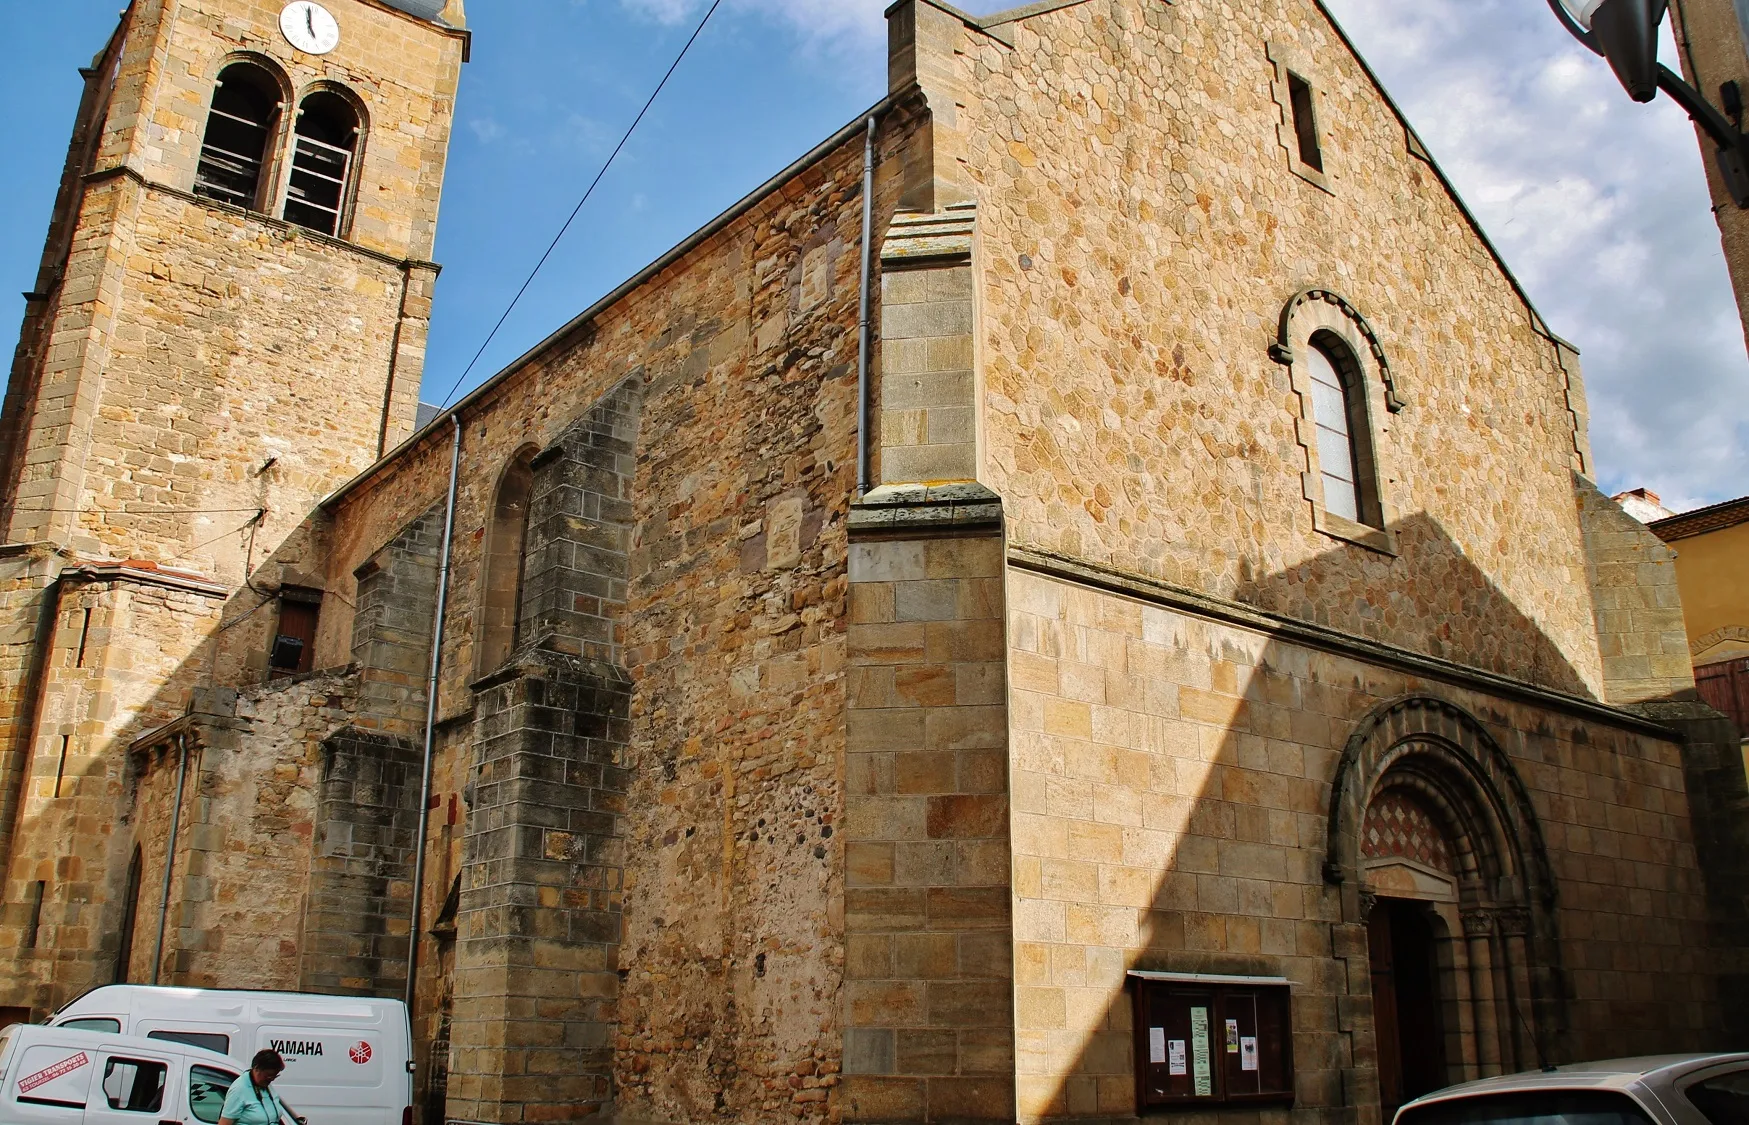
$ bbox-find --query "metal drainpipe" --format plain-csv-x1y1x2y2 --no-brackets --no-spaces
856,113,880,497
405,413,463,1016
150,733,190,986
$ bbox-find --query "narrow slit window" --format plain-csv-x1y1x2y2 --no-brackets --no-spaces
24,881,45,949
1288,72,1323,173
284,91,360,237
53,735,70,798
195,63,282,210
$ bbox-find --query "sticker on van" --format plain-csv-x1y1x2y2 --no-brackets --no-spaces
256,1029,382,1088
20,1051,89,1094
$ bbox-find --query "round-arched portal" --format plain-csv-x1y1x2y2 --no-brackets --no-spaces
1328,695,1566,1111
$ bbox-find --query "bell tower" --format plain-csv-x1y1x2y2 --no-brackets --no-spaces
1669,0,1749,353
0,0,465,1011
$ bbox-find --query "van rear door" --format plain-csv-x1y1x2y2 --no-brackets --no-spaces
5,1033,99,1121
252,1024,395,1125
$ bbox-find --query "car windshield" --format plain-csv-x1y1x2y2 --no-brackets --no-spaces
1399,1091,1658,1125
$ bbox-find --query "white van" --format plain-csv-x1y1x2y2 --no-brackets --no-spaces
0,1023,241,1124
47,986,411,1125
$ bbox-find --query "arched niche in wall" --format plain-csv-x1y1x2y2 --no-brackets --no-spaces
473,445,539,680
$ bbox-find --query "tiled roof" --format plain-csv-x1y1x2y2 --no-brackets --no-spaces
1650,495,1749,542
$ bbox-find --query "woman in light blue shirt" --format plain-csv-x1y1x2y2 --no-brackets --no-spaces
218,1050,305,1125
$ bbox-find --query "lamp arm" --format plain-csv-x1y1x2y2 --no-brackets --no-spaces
1655,63,1742,150
1546,0,1603,55
1655,63,1749,207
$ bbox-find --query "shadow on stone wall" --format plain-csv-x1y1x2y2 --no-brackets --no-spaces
1018,512,1736,1124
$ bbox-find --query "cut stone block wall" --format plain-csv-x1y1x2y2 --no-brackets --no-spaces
299,727,423,997
1005,561,1725,1124
1576,476,1697,705
843,529,1015,1124
446,651,632,1124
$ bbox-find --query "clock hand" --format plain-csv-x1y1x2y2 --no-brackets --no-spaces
307,7,315,36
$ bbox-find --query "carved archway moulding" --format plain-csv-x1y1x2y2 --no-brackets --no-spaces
1270,288,1407,413
1327,693,1569,1081
1693,624,1749,657
1326,695,1554,902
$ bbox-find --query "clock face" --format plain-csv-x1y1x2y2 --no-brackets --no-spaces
280,2,340,55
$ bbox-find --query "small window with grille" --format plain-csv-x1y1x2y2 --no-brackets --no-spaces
269,588,322,675
284,90,361,237
195,63,283,210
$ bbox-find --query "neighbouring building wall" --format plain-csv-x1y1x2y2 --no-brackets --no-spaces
1005,564,1722,1123
1654,507,1749,668
960,0,1605,697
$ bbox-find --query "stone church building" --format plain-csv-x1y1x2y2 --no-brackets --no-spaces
1,0,1746,1122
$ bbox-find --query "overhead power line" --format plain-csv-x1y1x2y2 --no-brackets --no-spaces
437,0,727,410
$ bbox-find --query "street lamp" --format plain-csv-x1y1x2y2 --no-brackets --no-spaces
1549,0,1749,206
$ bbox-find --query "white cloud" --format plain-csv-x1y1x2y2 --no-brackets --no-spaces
467,116,505,143
1322,0,1749,509
606,0,1747,507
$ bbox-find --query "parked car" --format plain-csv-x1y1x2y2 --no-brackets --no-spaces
0,1023,240,1124
48,986,412,1125
1395,1054,1749,1125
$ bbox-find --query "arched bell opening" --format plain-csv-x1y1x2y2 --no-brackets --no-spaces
1328,695,1567,1118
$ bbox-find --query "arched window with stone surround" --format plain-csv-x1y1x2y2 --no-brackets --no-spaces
194,61,284,210
1273,288,1404,553
284,88,364,237
1305,333,1379,528
474,447,538,679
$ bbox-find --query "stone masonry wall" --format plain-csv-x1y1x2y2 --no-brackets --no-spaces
322,104,928,1122
444,383,642,1123
1575,477,1696,705
0,572,227,1014
300,505,442,996
126,671,356,990
1005,565,1722,1123
843,531,1015,1124
960,0,1607,697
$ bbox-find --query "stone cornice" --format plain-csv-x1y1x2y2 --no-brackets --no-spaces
65,561,229,599
82,164,442,275
1006,545,1674,739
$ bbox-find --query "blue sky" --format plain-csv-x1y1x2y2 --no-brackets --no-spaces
3,0,1744,509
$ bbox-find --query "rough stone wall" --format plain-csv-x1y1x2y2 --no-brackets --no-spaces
1005,565,1721,1123
0,0,463,1019
300,505,442,996
958,0,1606,697
300,727,424,997
1575,477,1696,705
321,108,923,1121
4,0,463,558
128,672,357,990
445,389,642,1123
0,573,227,1013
